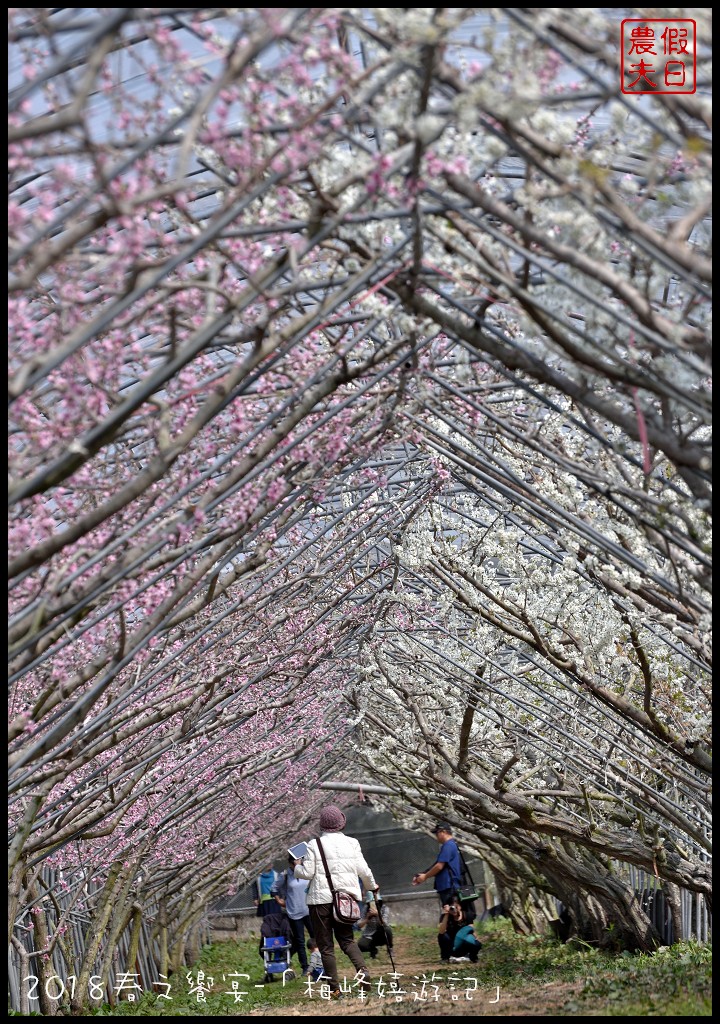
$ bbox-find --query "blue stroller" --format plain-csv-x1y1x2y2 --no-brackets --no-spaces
259,910,296,983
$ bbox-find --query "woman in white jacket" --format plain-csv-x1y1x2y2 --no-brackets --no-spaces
294,805,379,998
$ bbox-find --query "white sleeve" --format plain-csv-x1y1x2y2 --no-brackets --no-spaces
293,842,317,881
354,839,377,891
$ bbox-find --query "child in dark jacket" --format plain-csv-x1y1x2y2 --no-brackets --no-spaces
259,908,293,955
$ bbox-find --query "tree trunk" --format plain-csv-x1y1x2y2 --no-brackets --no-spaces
483,835,662,951
124,905,144,991
97,883,137,1000
28,886,58,1016
71,861,125,1015
169,900,206,976
158,899,169,979
662,879,684,944
185,921,201,967
11,935,31,1016
8,861,26,949
540,853,660,952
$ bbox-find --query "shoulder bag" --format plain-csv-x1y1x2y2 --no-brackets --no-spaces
456,848,484,904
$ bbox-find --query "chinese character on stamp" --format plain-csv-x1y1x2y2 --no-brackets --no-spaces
621,19,696,94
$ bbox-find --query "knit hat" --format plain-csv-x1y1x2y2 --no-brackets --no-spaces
319,805,347,832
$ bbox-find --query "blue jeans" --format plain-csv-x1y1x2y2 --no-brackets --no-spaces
289,914,313,970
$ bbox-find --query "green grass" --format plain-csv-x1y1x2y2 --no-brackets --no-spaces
567,940,712,1016
87,936,301,1015
469,920,711,1016
54,921,710,1016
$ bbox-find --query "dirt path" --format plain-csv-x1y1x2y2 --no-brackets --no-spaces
241,930,583,1017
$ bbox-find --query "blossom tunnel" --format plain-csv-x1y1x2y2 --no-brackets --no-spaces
8,7,711,1012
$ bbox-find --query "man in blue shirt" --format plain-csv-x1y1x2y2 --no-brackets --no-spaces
412,822,463,906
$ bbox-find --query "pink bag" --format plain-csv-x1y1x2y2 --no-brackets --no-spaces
332,890,361,924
